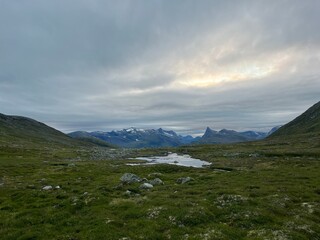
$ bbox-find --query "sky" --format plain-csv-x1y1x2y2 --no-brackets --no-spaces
0,0,320,136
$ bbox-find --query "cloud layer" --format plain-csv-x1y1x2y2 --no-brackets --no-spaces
1,0,319,135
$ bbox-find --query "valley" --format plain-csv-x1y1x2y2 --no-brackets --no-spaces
0,102,319,239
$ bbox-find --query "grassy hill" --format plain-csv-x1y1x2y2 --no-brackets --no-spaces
68,131,115,148
0,113,99,149
269,101,320,141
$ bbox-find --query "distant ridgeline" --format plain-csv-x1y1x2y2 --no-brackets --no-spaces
68,126,278,148
1,100,318,149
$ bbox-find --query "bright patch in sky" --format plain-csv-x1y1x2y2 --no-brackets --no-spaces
0,1,319,135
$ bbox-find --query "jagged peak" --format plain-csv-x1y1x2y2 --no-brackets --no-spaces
205,127,216,133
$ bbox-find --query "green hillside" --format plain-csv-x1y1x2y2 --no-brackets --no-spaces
269,101,320,140
68,131,115,148
0,113,91,149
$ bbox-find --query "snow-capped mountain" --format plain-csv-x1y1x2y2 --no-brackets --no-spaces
69,127,198,148
69,126,277,148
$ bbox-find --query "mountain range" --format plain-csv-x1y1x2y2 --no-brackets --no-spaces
69,128,201,148
68,126,278,148
1,100,318,149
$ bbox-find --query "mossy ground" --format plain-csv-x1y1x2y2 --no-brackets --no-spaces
0,140,319,239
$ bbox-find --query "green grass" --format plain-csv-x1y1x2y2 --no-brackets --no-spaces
0,139,320,239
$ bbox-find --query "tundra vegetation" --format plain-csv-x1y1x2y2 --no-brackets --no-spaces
0,102,319,239
0,138,319,240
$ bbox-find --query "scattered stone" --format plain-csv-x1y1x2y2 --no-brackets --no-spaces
105,218,113,224
124,190,132,196
148,172,163,178
83,192,89,196
301,202,315,214
176,177,193,184
120,173,141,184
195,229,224,239
215,194,247,208
42,185,53,190
140,183,153,189
68,163,76,167
249,153,260,157
55,186,61,189
147,207,163,219
149,178,164,185
141,178,149,182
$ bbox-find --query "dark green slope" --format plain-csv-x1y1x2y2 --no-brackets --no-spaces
68,131,114,148
0,113,93,148
269,101,320,139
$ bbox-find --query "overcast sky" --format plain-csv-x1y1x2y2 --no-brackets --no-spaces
0,0,319,135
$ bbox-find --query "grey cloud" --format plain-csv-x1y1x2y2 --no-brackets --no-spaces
0,0,319,135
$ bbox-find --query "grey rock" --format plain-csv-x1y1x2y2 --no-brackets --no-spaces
176,177,193,184
124,190,132,196
149,178,164,185
120,173,141,184
140,183,153,189
42,185,53,190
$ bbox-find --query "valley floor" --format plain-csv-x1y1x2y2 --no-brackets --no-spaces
0,140,320,239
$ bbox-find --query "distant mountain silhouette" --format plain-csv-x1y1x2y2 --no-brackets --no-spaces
69,127,199,148
198,127,267,144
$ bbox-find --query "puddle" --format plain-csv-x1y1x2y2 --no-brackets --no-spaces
128,153,211,168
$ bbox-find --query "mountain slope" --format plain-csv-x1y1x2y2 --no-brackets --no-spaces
68,131,115,147
0,113,95,148
269,101,320,138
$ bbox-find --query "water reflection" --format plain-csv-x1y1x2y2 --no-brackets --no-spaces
128,153,211,168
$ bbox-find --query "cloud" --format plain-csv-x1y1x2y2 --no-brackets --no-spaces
0,0,319,135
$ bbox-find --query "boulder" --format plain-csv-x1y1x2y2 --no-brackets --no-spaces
140,183,153,189
149,178,164,185
42,185,53,190
120,173,141,184
176,177,193,184
124,190,132,196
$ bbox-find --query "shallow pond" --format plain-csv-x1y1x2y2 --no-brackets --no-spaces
128,153,211,168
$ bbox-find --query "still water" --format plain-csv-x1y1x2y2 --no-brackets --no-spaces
128,153,211,168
